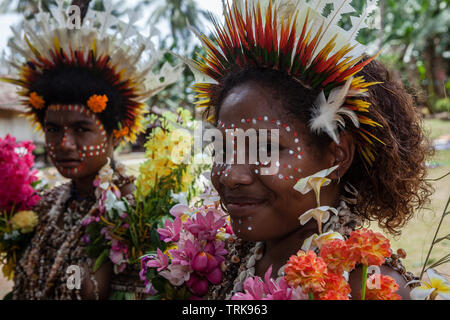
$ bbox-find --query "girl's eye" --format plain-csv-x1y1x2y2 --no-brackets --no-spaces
76,127,89,133
46,127,59,133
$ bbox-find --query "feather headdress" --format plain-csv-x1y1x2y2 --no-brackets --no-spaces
2,0,184,143
189,0,383,166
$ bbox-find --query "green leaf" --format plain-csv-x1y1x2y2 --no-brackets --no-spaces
93,248,109,273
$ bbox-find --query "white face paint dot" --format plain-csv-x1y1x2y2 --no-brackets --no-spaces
276,161,280,167
264,116,268,121
255,169,259,174
241,119,245,123
289,150,294,155
297,147,301,152
294,138,299,144
276,120,281,126
288,165,292,169
278,174,283,179
286,127,291,132
248,226,252,231
252,118,256,124
255,161,260,165
297,155,302,159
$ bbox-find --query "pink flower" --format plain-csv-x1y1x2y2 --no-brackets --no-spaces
232,266,308,300
0,134,40,212
157,217,182,243
160,264,191,286
186,273,210,296
146,249,169,272
109,239,128,272
169,239,201,267
169,203,190,217
232,277,266,300
185,210,227,241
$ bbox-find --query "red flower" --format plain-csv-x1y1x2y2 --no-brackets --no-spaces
365,274,402,300
319,239,356,275
284,250,328,294
315,272,351,300
346,229,391,266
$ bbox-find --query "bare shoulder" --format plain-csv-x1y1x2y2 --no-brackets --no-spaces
348,264,411,300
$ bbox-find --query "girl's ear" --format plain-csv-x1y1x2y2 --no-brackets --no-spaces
109,133,121,149
328,131,355,180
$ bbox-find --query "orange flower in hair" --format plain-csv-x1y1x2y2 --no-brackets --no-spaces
113,126,129,139
346,229,391,266
365,274,401,300
87,94,108,113
29,92,45,109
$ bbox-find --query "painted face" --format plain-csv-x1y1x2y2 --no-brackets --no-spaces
44,104,114,179
211,81,337,242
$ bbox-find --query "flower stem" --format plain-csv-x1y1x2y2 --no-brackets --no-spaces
308,292,314,300
361,264,368,300
420,195,450,279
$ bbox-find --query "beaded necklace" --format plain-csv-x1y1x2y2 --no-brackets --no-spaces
12,161,131,300
208,194,417,300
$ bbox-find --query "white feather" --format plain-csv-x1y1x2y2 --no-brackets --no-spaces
309,77,359,143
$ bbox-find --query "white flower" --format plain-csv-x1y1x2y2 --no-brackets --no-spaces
299,206,338,225
105,189,126,219
301,230,344,251
294,165,338,206
409,269,450,300
298,206,338,234
170,191,188,206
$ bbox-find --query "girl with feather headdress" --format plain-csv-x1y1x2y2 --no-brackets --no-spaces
1,1,183,299
180,0,432,299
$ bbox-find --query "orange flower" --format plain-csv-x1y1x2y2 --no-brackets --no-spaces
113,126,129,139
346,229,391,266
319,239,356,275
316,272,351,300
284,250,328,294
29,92,45,109
365,274,401,300
87,94,108,113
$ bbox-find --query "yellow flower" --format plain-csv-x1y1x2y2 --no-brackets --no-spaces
87,94,108,113
136,125,194,197
29,92,45,109
10,210,38,234
410,269,450,300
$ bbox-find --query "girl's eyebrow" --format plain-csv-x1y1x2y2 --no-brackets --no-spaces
44,120,94,127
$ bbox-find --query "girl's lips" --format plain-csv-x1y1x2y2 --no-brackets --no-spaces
226,199,268,217
56,160,82,168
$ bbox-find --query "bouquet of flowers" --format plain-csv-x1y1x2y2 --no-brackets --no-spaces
139,201,233,299
81,109,210,290
0,134,41,279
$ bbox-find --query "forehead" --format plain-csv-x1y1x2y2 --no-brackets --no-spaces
44,105,97,125
217,81,308,136
218,81,284,124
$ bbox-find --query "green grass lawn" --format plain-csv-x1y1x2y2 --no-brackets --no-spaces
373,118,450,279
